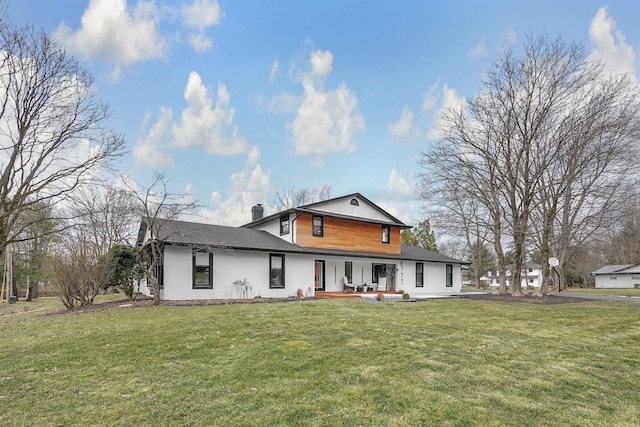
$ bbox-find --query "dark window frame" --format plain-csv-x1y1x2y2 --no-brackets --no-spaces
280,215,290,235
416,262,424,288
192,250,213,289
372,263,385,284
350,198,359,206
269,253,285,289
345,261,353,283
446,264,453,288
312,215,324,237
382,225,390,244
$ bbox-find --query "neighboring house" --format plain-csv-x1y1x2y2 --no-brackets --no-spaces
136,193,466,300
487,263,543,288
592,265,640,289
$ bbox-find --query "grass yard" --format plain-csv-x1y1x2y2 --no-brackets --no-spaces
1,297,639,426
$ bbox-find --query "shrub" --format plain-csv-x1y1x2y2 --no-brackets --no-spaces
402,292,410,299
376,293,384,301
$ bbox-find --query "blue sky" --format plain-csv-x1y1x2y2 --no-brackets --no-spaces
9,1,640,227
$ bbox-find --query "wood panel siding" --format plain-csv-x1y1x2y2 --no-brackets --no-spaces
296,213,401,255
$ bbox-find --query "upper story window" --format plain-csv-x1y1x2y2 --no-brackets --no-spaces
382,225,390,243
312,215,324,237
350,198,359,206
280,215,290,235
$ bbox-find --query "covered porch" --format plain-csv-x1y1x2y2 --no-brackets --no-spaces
315,290,403,299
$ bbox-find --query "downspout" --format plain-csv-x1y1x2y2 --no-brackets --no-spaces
290,212,302,244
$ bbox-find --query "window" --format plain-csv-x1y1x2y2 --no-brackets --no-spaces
446,264,453,287
345,261,353,283
280,215,290,235
528,268,533,273
610,275,617,280
192,250,213,289
350,198,359,206
270,254,285,288
312,215,323,237
382,225,390,243
372,264,385,283
416,262,424,287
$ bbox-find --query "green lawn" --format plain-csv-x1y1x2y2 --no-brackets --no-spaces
1,298,639,426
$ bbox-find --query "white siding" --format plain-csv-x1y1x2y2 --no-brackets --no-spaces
159,245,314,300
311,196,391,223
595,274,639,289
310,256,463,294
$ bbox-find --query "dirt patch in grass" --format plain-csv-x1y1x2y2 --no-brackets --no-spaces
461,292,589,304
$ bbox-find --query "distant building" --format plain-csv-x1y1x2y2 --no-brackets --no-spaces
487,263,543,288
592,265,640,289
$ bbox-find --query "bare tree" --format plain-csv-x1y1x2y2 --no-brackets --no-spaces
269,184,331,211
69,184,139,259
420,33,640,296
128,172,197,305
0,18,126,261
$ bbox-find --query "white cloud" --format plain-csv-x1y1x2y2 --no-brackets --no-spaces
188,32,213,53
426,84,467,140
54,0,167,79
588,7,636,78
375,168,419,225
310,156,325,168
269,60,280,83
505,27,517,46
386,168,412,197
134,71,247,164
268,92,300,113
287,49,365,156
133,107,175,167
310,49,333,76
54,0,224,78
181,0,221,30
247,145,260,166
469,38,488,59
387,106,413,137
422,80,440,111
198,163,272,226
172,72,247,154
181,0,222,53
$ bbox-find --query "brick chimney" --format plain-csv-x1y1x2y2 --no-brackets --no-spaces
251,204,264,221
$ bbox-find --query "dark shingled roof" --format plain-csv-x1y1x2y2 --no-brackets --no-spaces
138,217,467,264
139,217,304,253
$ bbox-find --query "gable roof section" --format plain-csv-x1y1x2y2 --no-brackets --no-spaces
592,264,638,275
243,192,411,229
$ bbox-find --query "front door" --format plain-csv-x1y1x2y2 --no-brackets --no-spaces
315,260,325,291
